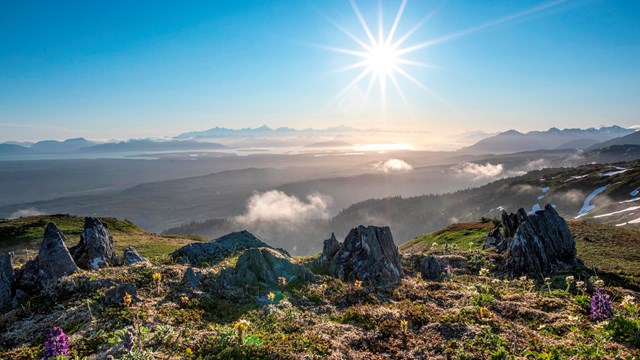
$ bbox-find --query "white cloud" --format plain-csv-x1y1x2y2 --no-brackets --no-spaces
235,190,332,223
9,208,44,219
454,162,504,180
373,159,413,173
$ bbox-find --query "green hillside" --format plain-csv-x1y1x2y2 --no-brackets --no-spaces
0,215,204,264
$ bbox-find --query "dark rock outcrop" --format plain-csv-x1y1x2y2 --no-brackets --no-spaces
420,255,442,281
70,217,118,270
326,225,403,286
486,205,580,278
123,246,149,266
104,283,139,305
1,252,15,308
171,230,289,266
16,223,79,289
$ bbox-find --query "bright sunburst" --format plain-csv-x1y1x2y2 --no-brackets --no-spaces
322,0,570,113
328,0,437,111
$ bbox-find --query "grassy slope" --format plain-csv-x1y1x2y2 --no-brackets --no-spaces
0,215,204,264
400,222,494,254
1,217,640,358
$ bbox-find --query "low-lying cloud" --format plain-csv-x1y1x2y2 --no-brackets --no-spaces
373,159,413,173
9,208,44,219
454,162,504,180
235,190,332,223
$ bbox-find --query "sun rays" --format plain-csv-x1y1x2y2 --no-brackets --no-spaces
321,0,570,114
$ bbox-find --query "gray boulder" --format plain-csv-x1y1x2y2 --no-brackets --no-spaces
16,223,79,289
123,246,149,265
70,217,118,270
328,225,403,286
506,205,580,278
0,252,15,308
171,230,289,266
420,255,442,281
232,247,315,287
104,283,139,305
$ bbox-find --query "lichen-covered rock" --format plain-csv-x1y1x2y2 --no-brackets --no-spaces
70,217,118,270
16,223,79,289
171,230,289,265
328,225,403,286
485,205,580,279
123,246,149,266
0,252,15,308
232,247,315,287
505,205,580,278
420,255,442,281
103,283,138,305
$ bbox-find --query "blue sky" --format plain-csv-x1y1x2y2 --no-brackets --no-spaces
1,0,639,141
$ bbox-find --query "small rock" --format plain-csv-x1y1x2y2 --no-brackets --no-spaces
420,255,442,281
86,278,118,292
123,246,149,266
104,283,138,305
70,217,118,270
182,267,203,291
16,223,79,289
1,252,15,308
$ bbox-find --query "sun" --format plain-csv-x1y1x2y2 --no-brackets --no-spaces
366,43,400,77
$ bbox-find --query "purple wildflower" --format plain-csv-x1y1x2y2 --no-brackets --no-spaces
123,330,135,352
43,326,69,359
590,289,612,320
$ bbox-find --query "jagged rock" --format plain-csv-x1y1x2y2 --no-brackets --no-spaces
501,211,520,239
123,246,149,266
322,233,341,261
311,233,341,272
182,267,203,291
103,283,138,305
171,230,289,266
328,225,403,286
0,252,15,308
506,205,580,278
16,223,79,289
486,205,580,279
70,217,118,270
420,255,442,281
231,247,315,287
484,227,507,252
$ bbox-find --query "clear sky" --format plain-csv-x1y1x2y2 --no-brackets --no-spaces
1,0,639,141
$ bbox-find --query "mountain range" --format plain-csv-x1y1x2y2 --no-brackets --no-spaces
174,125,382,139
0,138,225,156
459,126,635,154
